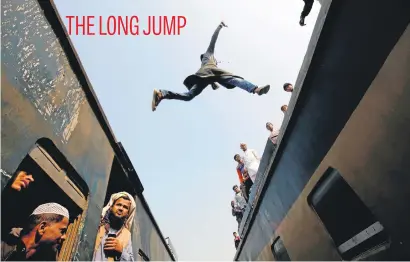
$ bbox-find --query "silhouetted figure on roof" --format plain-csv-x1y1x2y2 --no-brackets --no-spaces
281,105,288,113
300,0,314,26
266,122,280,146
151,21,271,111
283,83,294,92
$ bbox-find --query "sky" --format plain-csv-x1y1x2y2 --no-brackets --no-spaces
53,0,319,260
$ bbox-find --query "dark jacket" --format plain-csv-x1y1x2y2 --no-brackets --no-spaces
232,206,244,224
183,24,243,90
1,231,57,261
1,238,27,261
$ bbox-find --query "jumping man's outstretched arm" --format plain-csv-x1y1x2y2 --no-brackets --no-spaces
205,21,228,55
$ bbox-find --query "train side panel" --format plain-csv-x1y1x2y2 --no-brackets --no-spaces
133,197,174,261
279,22,410,261
235,0,410,260
1,0,175,260
2,1,113,259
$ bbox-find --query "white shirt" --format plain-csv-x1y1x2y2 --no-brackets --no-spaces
243,149,260,182
269,128,280,144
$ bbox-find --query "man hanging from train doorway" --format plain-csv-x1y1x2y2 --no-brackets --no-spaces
151,21,271,111
93,192,136,261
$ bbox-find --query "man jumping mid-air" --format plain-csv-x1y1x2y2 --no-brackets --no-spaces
151,21,270,111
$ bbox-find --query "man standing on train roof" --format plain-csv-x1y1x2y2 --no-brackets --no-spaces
93,192,136,261
151,21,271,111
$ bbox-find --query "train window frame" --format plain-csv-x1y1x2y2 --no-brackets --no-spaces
2,140,89,261
138,249,150,261
271,236,291,261
30,142,89,261
307,167,390,260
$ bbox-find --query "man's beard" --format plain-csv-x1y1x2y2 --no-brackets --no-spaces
108,211,126,230
33,242,59,261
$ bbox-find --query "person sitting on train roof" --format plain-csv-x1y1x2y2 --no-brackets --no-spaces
266,122,280,146
93,192,136,261
234,154,253,201
233,232,241,249
232,185,247,210
1,202,70,261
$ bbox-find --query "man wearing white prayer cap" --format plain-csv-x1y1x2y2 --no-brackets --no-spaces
1,202,70,261
93,192,136,261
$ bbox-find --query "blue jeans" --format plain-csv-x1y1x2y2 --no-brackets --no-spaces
160,76,257,101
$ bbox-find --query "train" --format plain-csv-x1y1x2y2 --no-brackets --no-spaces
1,0,176,260
235,0,410,260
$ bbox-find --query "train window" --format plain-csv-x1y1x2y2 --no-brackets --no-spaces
307,167,390,260
271,236,291,261
138,249,150,261
1,140,89,261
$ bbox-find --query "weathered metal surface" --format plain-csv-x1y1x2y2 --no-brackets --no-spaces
1,0,174,260
132,196,174,261
235,0,410,260
2,0,85,144
276,23,410,261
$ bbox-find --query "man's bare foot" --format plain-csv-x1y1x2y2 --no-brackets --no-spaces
151,89,162,111
254,85,270,96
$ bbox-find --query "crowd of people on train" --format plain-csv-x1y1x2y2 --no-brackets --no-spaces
229,0,318,250
231,83,294,250
1,172,136,261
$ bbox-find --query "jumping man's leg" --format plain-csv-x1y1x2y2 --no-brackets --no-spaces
151,83,207,111
217,77,270,96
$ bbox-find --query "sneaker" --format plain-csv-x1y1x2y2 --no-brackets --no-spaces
151,89,162,111
255,85,270,96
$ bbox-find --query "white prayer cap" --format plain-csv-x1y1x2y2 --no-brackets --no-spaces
31,203,69,220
